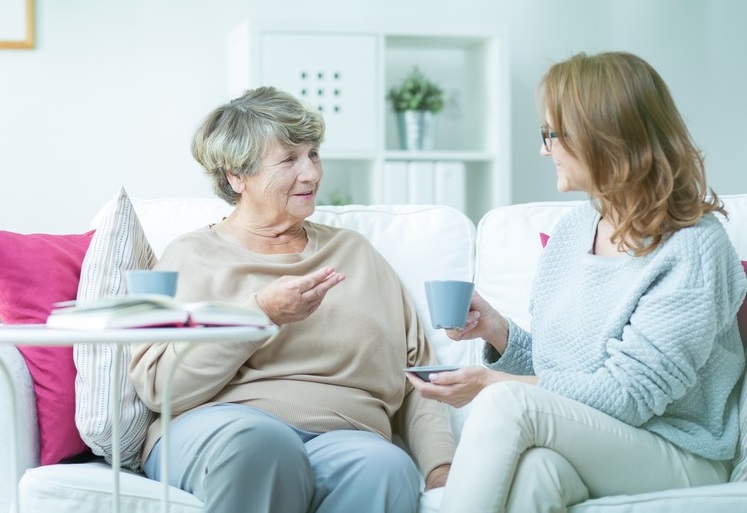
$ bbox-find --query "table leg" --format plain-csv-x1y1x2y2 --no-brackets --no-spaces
159,342,197,513
111,344,122,513
0,356,20,513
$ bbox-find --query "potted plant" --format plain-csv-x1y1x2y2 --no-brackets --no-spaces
387,67,444,151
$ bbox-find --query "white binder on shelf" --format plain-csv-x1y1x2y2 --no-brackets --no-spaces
407,161,435,204
372,161,409,204
434,161,466,211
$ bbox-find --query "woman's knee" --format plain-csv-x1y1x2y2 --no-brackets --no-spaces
214,413,307,470
357,438,419,480
507,448,589,513
349,437,420,503
365,444,420,511
310,432,420,511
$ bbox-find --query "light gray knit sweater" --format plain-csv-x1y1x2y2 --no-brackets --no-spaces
486,202,746,460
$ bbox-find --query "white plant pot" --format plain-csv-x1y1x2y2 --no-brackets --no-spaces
397,110,436,151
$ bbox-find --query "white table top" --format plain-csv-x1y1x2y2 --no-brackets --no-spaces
0,323,277,345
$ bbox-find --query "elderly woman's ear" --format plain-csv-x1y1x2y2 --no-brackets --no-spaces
226,172,246,194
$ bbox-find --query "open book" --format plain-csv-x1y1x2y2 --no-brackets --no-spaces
46,294,273,331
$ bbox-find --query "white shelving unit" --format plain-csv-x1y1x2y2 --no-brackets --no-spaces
247,22,510,224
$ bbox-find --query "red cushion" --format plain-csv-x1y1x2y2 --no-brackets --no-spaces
0,230,94,465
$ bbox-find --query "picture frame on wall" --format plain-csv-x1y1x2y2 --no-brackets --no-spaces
0,0,34,49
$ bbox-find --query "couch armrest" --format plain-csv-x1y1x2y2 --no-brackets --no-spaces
0,345,40,513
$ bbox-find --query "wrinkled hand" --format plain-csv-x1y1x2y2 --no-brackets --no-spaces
405,366,501,408
425,464,450,490
256,266,345,325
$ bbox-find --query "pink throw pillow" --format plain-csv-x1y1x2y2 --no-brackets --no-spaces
539,232,550,248
0,230,94,465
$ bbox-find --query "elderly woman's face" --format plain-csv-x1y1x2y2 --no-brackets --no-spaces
245,141,323,224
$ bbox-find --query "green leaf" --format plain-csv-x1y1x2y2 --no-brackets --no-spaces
387,66,444,114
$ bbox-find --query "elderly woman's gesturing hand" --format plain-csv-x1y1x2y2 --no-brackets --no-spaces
256,266,345,325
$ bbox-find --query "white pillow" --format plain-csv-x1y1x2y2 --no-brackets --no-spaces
74,188,156,470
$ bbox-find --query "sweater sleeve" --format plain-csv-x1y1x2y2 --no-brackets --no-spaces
482,318,535,375
129,338,266,414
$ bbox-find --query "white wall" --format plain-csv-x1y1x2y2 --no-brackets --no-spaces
2,0,746,234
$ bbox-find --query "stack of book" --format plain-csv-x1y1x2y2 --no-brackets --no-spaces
46,295,273,331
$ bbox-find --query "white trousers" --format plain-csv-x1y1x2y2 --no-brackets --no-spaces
439,381,730,513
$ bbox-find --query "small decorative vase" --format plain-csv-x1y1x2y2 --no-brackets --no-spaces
397,110,436,151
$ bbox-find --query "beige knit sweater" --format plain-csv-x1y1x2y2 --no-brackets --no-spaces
129,220,455,477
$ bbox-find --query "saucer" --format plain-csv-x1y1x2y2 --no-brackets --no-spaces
404,364,461,381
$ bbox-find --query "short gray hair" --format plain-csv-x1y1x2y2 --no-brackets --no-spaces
191,86,325,204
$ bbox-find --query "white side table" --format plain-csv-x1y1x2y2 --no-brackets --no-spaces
0,324,276,513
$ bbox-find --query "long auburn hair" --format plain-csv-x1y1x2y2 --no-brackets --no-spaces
539,51,724,256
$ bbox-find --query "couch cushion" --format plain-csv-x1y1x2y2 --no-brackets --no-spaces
0,229,95,466
75,188,157,470
474,201,580,330
720,195,747,259
114,197,232,258
17,460,442,513
567,481,747,513
17,462,202,513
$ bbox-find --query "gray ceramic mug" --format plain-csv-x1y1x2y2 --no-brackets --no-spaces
424,280,475,329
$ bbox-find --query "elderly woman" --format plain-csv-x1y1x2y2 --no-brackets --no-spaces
130,86,453,513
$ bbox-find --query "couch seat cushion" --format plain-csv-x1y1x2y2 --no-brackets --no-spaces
18,461,444,513
568,481,747,513
17,462,201,513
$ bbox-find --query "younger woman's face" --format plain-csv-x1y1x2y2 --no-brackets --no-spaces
540,118,590,193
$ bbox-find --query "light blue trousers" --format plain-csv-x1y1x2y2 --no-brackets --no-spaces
144,403,421,513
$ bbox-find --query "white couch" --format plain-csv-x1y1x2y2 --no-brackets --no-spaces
2,194,747,513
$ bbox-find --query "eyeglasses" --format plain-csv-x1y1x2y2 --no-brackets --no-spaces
540,126,559,152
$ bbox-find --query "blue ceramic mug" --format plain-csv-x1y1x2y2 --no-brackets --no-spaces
124,270,179,297
424,280,475,329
